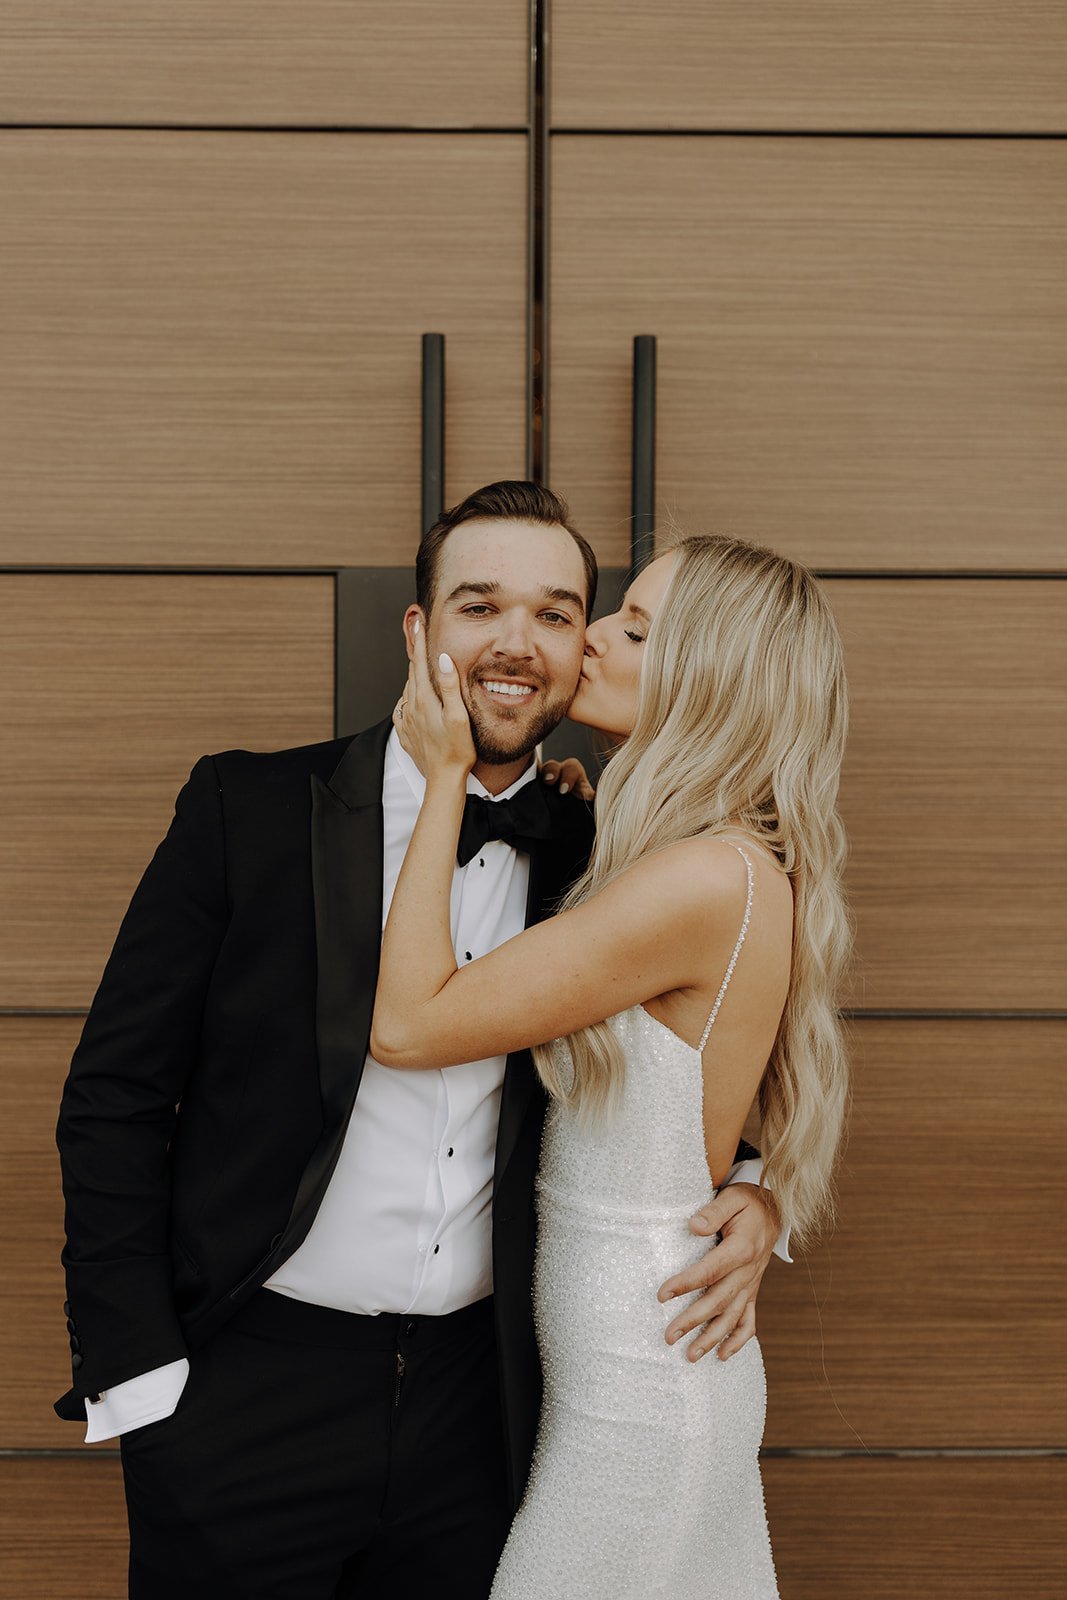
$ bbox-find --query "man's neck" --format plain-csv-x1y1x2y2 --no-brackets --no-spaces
472,755,535,796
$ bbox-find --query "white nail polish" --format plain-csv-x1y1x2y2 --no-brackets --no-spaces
439,653,455,674
413,618,420,636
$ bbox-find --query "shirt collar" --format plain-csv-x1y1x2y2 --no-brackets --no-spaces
387,727,539,807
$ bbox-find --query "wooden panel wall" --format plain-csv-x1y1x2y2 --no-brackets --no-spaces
553,2,1067,131
829,579,1067,1009
0,575,335,1007
0,132,528,566
2,1456,1064,1599
0,2,528,127
759,1018,1066,1446
549,137,1066,570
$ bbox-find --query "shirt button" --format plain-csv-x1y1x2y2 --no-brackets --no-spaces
464,952,472,961
433,1244,440,1255
479,858,485,867
447,1147,454,1158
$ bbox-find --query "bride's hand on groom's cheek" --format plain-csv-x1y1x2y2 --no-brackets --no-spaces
539,756,596,802
394,615,476,779
656,1183,780,1363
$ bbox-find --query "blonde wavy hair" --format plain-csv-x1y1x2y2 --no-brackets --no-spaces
533,534,853,1249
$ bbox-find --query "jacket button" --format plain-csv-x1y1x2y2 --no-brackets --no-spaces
69,1336,81,1354
71,1352,84,1371
66,1318,76,1335
270,1233,284,1250
63,1300,71,1317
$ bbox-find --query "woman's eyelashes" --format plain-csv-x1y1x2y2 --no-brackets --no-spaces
624,629,646,644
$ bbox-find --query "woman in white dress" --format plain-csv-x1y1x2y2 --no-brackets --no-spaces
371,534,852,1599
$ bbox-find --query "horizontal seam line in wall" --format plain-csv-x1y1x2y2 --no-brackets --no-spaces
0,566,341,577
0,123,531,135
548,127,1067,140
840,1010,1067,1020
760,1447,1067,1459
0,120,531,132
815,570,1067,581
3,567,1066,581
0,1449,122,1459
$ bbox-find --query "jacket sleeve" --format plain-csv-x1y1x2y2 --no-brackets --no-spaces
55,754,229,1410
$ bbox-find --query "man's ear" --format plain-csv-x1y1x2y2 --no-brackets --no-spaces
402,605,425,661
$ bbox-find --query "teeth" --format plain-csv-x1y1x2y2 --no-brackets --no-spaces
483,681,533,698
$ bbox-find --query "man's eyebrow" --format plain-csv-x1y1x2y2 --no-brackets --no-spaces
544,587,585,612
444,580,585,612
443,581,502,603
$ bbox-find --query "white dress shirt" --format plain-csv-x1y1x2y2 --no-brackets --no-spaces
84,734,788,1442
266,732,536,1314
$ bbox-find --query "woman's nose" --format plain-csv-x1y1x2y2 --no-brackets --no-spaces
584,619,608,656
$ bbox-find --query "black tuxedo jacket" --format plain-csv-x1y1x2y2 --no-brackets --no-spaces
55,719,595,1507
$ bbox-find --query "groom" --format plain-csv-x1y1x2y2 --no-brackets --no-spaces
56,481,785,1598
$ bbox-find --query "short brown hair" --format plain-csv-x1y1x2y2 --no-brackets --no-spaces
416,481,598,621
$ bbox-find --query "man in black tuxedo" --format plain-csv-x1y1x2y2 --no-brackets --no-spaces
56,481,784,1598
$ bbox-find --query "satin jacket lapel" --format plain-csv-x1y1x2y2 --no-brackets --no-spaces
286,721,391,1238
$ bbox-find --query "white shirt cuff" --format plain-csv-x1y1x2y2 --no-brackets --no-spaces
83,1357,190,1443
722,1158,794,1265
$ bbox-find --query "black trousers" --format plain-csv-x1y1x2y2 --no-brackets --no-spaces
119,1290,513,1600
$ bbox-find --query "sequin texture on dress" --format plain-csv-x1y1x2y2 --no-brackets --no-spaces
490,844,779,1599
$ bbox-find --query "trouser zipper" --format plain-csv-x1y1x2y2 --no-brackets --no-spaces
394,1351,406,1409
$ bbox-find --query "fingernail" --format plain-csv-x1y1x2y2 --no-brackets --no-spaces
544,772,557,783
413,618,420,636
691,1217,711,1233
559,782,570,794
439,653,455,674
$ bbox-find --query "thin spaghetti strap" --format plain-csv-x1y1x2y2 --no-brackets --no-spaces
697,843,754,1054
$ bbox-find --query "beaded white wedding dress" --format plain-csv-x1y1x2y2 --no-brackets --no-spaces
491,844,779,1599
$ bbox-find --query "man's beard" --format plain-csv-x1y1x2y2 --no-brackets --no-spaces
428,658,574,766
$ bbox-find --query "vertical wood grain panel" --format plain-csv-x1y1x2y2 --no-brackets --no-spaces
759,1018,1066,1446
1,1017,83,1449
0,133,528,564
0,575,334,1008
0,1,529,127
550,137,1067,569
762,1457,1066,1598
829,580,1067,1010
0,1456,1061,1598
553,2,1067,131
0,1459,126,1599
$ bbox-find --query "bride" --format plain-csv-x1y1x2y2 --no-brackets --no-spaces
371,533,851,1598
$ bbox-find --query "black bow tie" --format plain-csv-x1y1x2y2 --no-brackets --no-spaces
457,782,555,867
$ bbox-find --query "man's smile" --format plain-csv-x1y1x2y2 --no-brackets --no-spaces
474,677,540,708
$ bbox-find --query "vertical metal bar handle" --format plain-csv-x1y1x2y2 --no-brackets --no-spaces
631,334,657,571
421,333,445,536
